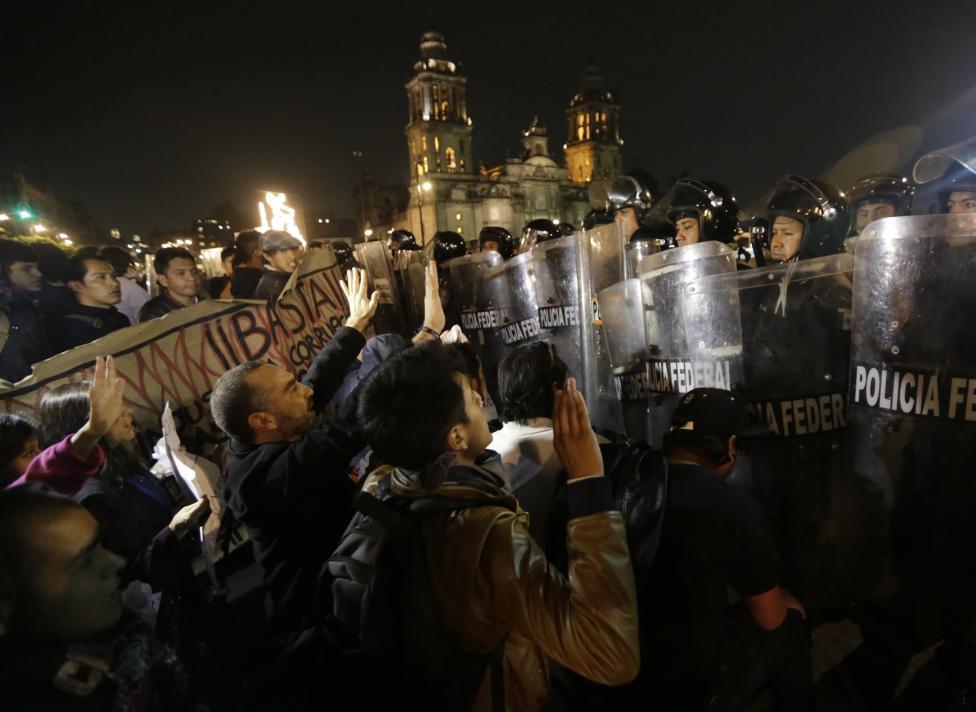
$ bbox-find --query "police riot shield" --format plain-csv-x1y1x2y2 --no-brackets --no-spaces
442,251,504,398
530,235,584,397
640,242,743,448
624,239,661,280
393,249,428,334
597,278,650,441
849,215,976,629
578,221,628,435
355,241,404,335
696,252,857,606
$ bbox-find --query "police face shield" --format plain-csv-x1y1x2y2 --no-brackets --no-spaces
393,248,429,333
916,138,976,215
597,278,651,440
847,174,915,235
354,241,404,335
695,251,857,605
639,242,743,447
759,175,849,261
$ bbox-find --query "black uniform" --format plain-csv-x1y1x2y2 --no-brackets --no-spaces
51,303,130,353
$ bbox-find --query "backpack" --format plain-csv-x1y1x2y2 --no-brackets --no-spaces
322,480,507,712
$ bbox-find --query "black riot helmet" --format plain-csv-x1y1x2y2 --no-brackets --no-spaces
558,222,576,237
520,219,561,252
764,175,850,261
663,178,739,244
389,229,418,251
846,173,915,235
607,174,653,215
631,218,676,248
432,230,467,264
479,226,515,260
913,136,976,213
583,209,614,230
331,240,361,272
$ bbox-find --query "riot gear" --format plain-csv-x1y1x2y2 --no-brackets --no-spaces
624,220,670,278
607,174,654,214
661,179,739,247
558,222,577,237
764,175,850,261
846,173,915,235
583,209,614,230
331,240,361,272
431,230,467,264
914,136,976,214
389,229,418,252
519,219,561,252
478,226,515,260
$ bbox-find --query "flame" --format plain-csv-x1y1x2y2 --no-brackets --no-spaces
257,191,305,244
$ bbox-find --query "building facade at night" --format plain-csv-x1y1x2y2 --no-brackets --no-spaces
367,31,624,245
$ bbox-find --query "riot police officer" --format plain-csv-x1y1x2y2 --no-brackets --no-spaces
583,208,615,231
331,240,361,272
479,226,515,260
388,228,419,255
659,178,739,248
431,230,467,264
764,175,850,262
607,172,654,241
519,219,561,252
846,173,915,235
624,219,673,278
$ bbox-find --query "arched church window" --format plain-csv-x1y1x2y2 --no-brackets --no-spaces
446,147,457,172
432,84,440,120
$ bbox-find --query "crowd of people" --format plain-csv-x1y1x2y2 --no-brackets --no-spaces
1,137,976,711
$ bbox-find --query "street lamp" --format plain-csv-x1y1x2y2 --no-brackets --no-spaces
417,181,432,243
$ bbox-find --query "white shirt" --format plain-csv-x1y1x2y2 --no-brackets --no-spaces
117,276,149,325
489,417,560,490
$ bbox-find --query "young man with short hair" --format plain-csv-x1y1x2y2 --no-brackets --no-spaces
51,255,130,353
138,247,202,322
99,245,148,324
345,342,640,710
230,230,265,299
0,239,51,383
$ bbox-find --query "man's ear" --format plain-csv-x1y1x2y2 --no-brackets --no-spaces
247,411,277,434
444,423,468,453
66,279,84,295
0,598,12,638
727,435,737,461
156,273,170,289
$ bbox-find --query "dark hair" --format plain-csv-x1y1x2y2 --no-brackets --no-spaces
497,341,568,424
0,239,38,284
153,247,195,276
444,342,482,382
63,255,108,286
235,230,261,263
357,341,469,470
307,240,325,249
30,243,69,282
0,489,83,633
220,246,236,261
661,429,730,466
210,361,269,444
0,414,39,478
38,382,91,448
98,246,134,277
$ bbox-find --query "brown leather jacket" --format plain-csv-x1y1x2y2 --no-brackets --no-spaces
362,461,640,711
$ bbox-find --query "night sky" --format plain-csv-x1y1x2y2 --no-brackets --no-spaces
4,0,976,235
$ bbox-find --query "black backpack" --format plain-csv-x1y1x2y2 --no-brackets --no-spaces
322,481,507,712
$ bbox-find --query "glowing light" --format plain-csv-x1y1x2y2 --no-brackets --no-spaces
318,218,323,223
0,214,8,221
32,223,48,233
62,238,73,245
258,191,305,244
420,181,432,192
18,210,30,219
58,233,70,240
364,228,374,237
186,239,194,245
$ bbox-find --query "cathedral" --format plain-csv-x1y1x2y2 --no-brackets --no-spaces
367,30,624,245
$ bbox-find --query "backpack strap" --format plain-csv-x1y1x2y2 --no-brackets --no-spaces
62,313,105,330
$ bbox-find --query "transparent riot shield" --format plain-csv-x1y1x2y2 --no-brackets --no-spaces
639,242,743,446
696,252,857,606
355,241,404,335
624,239,661,280
597,278,650,441
578,221,628,435
849,215,976,631
531,235,584,394
442,251,504,398
393,249,428,334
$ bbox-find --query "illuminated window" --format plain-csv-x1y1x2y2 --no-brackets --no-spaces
457,227,463,234
460,158,465,170
434,136,440,153
421,135,428,151
576,113,585,141
445,146,457,172
441,101,449,119
455,212,462,221
432,84,440,119
423,156,429,173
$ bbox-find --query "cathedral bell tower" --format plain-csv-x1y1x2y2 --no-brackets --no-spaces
404,31,474,182
564,64,623,185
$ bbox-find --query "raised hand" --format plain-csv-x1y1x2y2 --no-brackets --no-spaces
423,260,446,334
86,355,126,437
553,377,603,481
340,267,380,334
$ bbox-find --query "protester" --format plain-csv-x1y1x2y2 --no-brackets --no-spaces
344,344,640,710
210,267,379,628
0,489,191,711
230,230,265,299
627,388,812,710
31,241,72,314
138,247,202,322
0,413,40,487
51,254,130,353
101,245,150,324
208,245,236,298
254,230,303,300
0,239,51,383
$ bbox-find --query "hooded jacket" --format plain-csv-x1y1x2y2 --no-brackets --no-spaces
341,457,640,711
0,289,51,384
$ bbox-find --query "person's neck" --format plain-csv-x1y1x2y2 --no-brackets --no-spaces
76,296,112,309
668,450,721,475
164,289,195,307
451,449,479,468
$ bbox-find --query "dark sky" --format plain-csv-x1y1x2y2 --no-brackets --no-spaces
4,0,976,235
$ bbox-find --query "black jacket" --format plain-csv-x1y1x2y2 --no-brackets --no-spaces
223,326,367,628
138,292,190,323
51,303,130,353
253,270,290,301
0,290,51,383
231,267,263,299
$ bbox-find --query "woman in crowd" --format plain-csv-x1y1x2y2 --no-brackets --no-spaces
0,413,40,487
